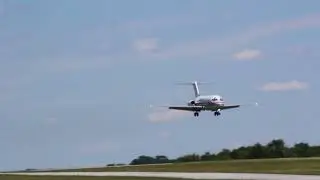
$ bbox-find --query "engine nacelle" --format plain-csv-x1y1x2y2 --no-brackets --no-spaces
188,100,195,106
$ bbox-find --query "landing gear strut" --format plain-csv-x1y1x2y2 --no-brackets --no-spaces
194,112,199,117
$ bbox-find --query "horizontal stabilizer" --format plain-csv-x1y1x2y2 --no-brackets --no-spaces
174,81,214,85
174,81,213,98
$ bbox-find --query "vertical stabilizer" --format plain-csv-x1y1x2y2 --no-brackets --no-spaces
192,81,200,97
175,81,213,98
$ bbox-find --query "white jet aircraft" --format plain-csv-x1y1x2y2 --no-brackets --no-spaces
166,81,257,117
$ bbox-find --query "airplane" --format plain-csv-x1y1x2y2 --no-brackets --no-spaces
165,81,258,117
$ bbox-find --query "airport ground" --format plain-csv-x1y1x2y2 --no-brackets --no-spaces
2,157,320,180
37,157,320,175
0,175,217,180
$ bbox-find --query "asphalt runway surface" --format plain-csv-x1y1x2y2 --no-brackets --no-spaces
2,172,320,180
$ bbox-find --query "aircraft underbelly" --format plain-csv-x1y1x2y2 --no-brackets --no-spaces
196,100,219,106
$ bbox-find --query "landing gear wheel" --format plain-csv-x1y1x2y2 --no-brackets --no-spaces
194,112,199,117
214,111,221,116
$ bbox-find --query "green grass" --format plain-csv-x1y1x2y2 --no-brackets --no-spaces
0,175,233,180
38,157,320,175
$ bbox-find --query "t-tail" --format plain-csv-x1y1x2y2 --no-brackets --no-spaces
175,81,213,98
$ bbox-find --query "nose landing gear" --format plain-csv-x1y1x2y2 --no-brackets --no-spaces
194,112,199,117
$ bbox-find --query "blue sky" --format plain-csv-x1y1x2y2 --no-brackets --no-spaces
1,0,320,171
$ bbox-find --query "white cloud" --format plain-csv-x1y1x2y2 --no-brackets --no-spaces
25,13,320,74
132,38,159,53
140,13,320,60
259,80,309,91
147,110,189,123
233,49,261,60
4,12,320,85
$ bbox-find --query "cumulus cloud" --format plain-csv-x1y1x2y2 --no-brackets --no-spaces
145,13,320,60
233,49,261,60
259,80,309,91
17,13,320,75
132,38,159,53
147,110,188,123
4,12,320,91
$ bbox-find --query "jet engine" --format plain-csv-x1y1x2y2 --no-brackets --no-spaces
188,100,195,106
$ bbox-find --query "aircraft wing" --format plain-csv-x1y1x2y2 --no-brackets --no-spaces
168,105,204,111
218,105,240,110
197,105,240,111
168,105,240,112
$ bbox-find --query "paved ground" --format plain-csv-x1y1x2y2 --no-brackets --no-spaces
2,172,320,180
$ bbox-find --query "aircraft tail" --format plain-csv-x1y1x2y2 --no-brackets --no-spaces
175,81,213,98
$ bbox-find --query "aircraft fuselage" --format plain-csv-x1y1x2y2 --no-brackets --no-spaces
188,95,224,107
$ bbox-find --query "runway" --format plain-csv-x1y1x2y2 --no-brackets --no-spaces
2,172,320,180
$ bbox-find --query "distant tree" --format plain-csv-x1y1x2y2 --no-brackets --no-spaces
155,155,170,163
285,146,296,157
216,149,231,160
248,143,267,159
127,138,320,165
266,139,286,158
130,155,156,165
116,163,126,166
292,142,310,157
176,153,200,162
230,146,250,159
200,152,212,161
308,146,320,157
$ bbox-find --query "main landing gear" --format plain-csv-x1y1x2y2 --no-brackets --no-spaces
214,111,221,116
214,109,221,116
194,111,221,117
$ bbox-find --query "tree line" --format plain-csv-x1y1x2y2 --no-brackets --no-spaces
120,139,320,166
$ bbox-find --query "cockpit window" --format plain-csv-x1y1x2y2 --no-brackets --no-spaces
220,98,223,101
213,97,217,101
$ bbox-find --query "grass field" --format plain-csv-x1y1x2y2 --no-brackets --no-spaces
0,175,233,180
37,157,320,175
